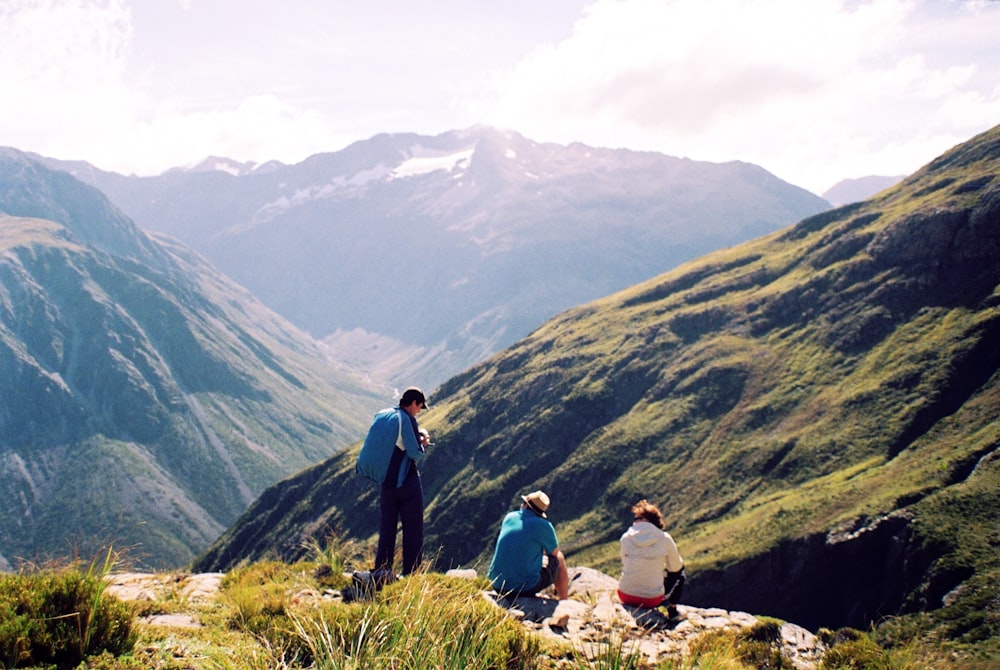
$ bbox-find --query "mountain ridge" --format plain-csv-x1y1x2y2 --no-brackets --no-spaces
821,174,905,206
36,127,831,389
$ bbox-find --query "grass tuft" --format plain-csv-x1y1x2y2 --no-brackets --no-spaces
0,549,135,669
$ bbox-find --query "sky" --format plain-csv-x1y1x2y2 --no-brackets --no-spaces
1,0,998,195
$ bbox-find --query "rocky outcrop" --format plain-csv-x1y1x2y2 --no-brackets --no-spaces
492,567,825,669
684,510,936,631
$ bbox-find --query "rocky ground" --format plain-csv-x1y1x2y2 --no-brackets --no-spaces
104,566,826,668
491,567,825,669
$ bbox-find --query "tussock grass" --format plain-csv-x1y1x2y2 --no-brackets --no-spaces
3,545,968,669
0,548,135,669
289,574,536,669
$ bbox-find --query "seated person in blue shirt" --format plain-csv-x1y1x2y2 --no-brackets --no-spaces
488,490,569,600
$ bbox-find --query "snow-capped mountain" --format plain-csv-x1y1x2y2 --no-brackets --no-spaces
37,127,830,389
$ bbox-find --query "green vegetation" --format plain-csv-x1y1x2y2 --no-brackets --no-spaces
884,454,1000,662
0,552,135,669
4,546,975,669
0,157,384,569
0,550,987,670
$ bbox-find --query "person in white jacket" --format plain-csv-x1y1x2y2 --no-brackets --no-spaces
617,499,686,620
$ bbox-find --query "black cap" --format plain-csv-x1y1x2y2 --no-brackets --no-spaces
400,387,428,409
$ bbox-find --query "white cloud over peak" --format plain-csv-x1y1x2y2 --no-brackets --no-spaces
0,0,346,174
479,0,1000,192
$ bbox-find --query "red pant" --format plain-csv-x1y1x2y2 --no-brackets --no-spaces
617,590,664,608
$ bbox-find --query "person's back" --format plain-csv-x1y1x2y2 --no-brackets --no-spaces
489,509,555,593
619,521,673,598
488,491,569,599
617,499,685,618
354,387,430,581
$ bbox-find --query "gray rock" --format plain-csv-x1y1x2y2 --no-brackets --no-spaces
484,565,826,668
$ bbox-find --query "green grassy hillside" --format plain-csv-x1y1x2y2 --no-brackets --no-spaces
196,125,1000,656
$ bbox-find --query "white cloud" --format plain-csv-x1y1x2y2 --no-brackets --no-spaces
479,0,1000,192
99,94,345,175
0,0,350,174
0,0,137,156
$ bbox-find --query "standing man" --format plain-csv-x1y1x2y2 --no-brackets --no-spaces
356,387,430,582
488,490,569,600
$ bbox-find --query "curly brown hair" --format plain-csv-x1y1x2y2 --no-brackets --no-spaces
631,499,664,529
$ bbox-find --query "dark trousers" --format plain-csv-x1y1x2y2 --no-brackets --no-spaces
663,568,686,606
375,473,424,575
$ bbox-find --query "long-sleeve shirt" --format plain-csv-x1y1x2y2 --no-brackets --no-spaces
618,521,684,599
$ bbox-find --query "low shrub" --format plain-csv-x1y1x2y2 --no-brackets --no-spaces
818,627,898,669
219,567,540,669
688,620,794,669
820,638,891,669
0,565,135,669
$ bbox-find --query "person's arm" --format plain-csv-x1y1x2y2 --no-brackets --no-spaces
397,411,427,462
663,532,684,573
551,548,569,600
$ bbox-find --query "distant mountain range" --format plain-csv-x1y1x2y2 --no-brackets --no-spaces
167,155,287,177
0,127,838,570
194,124,1000,646
821,175,905,206
0,149,384,569
37,127,831,389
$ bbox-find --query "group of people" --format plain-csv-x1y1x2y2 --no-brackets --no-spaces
486,491,685,620
355,387,686,619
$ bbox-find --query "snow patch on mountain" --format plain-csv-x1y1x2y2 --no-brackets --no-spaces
212,161,243,177
175,156,260,176
248,163,393,227
333,162,393,189
390,146,474,180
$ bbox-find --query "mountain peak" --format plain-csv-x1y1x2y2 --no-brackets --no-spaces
40,128,829,389
822,175,905,206
169,156,281,177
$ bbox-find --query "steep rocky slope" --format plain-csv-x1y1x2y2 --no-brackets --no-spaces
0,150,383,568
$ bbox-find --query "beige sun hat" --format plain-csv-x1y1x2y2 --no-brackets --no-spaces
521,490,550,518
